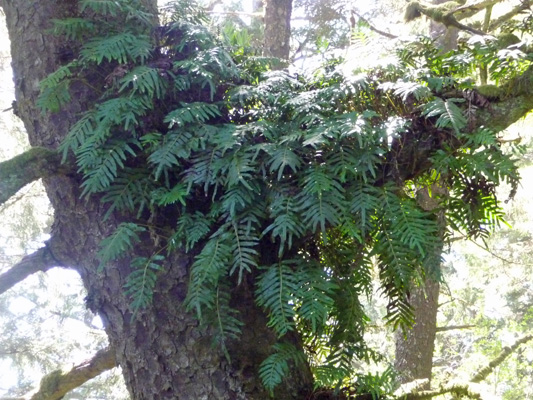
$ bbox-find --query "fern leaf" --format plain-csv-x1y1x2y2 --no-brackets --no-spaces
98,223,145,269
255,261,300,336
124,255,164,318
119,66,167,99
259,343,307,394
164,102,222,128
80,32,152,64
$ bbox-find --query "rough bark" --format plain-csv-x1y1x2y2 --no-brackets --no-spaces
394,279,440,388
264,0,292,68
0,1,313,399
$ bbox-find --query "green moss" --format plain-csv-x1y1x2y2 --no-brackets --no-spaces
476,84,502,99
497,33,520,49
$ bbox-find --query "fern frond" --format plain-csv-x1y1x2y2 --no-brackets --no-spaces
124,254,164,317
51,18,96,40
185,236,232,318
98,222,145,269
255,261,300,336
229,221,259,283
259,343,307,394
119,66,167,99
422,97,467,133
80,32,152,64
80,0,124,15
164,102,222,128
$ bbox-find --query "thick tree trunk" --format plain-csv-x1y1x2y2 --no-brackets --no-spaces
264,0,292,67
0,1,313,398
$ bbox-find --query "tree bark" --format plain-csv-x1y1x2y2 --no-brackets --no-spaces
394,279,440,388
264,0,292,68
0,1,312,399
393,184,446,388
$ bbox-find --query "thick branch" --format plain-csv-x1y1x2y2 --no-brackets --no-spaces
28,347,116,400
404,1,496,34
0,242,63,296
475,66,533,131
0,147,70,205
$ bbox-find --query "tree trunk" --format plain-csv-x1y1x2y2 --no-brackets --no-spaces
393,185,446,388
0,1,313,398
264,0,292,68
394,279,439,388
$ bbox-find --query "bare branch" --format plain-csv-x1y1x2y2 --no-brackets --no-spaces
451,0,504,21
488,0,533,32
0,241,63,296
26,347,116,400
352,11,398,39
436,324,476,332
471,334,533,383
0,147,71,206
206,10,263,18
398,334,533,399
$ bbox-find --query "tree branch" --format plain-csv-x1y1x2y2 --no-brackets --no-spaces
0,241,63,296
488,0,533,32
0,147,71,205
352,11,398,39
436,324,476,332
404,0,498,34
398,334,533,399
470,334,533,383
27,347,116,400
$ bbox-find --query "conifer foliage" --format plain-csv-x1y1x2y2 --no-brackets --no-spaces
38,0,521,392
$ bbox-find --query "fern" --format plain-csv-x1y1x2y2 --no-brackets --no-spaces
422,97,467,133
119,66,167,99
164,102,222,128
97,223,145,269
255,261,300,336
39,8,524,394
124,255,164,318
80,32,152,64
259,343,307,394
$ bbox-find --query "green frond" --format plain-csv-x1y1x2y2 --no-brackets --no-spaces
422,97,467,133
164,102,222,128
264,192,305,256
80,0,124,15
101,168,153,219
79,137,139,196
185,236,232,319
151,183,189,207
119,66,167,99
80,32,152,64
51,18,96,40
259,343,307,394
229,221,259,283
97,222,145,270
175,212,212,252
124,254,164,318
255,261,300,336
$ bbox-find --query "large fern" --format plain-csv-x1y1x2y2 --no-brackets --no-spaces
38,3,523,394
